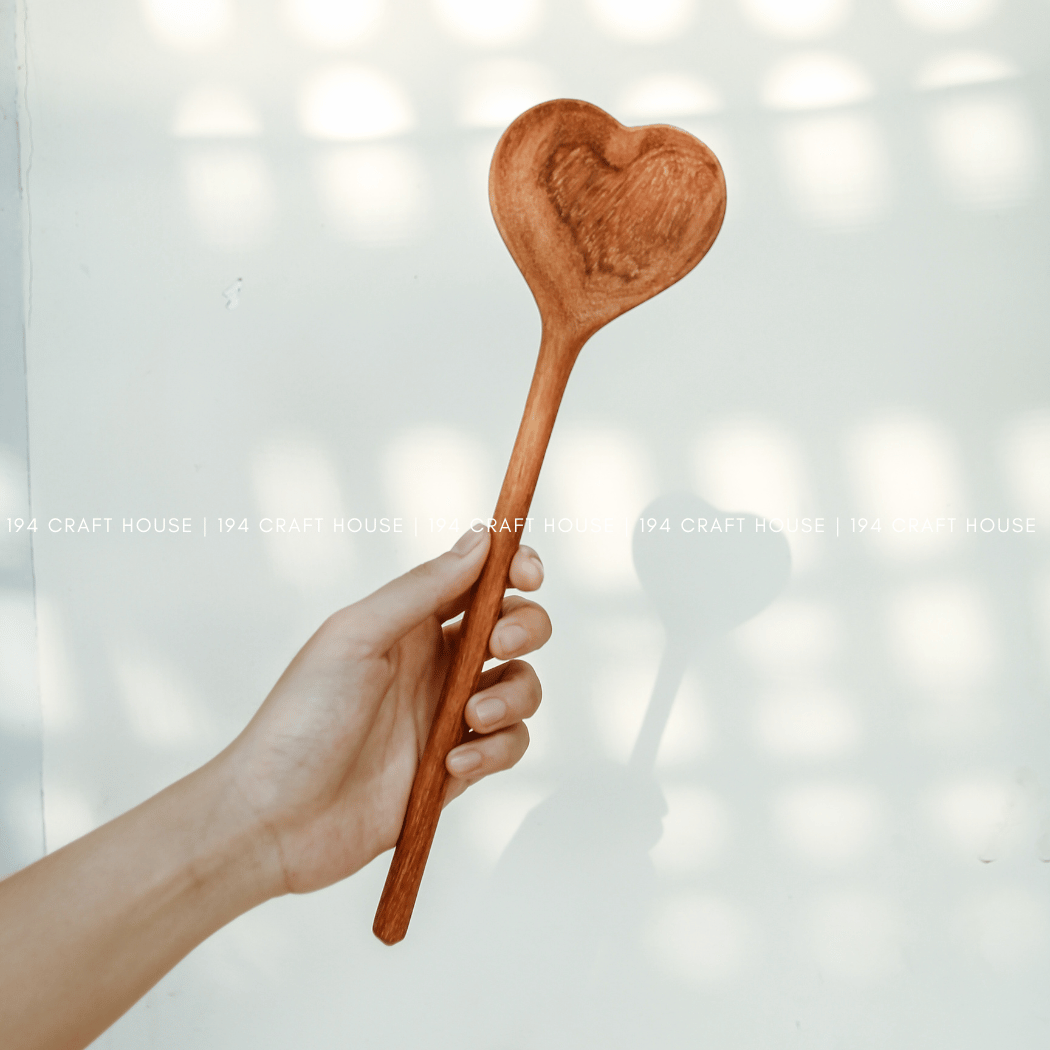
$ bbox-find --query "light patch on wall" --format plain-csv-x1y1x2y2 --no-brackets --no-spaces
251,439,351,588
0,591,38,736
886,580,996,693
34,599,80,733
114,653,214,746
740,0,850,39
382,428,493,562
762,53,873,111
172,87,262,138
457,782,548,863
754,688,860,759
692,418,810,520
777,113,890,228
43,785,96,851
773,781,884,865
548,427,655,590
692,417,816,569
915,50,1017,91
142,0,231,49
894,0,997,33
960,887,1048,969
0,448,28,570
650,786,728,874
286,0,384,48
3,781,44,869
926,776,1012,858
316,145,427,242
930,94,1039,209
808,890,904,984
459,60,558,128
432,0,542,46
844,414,965,557
734,600,841,676
1000,412,1050,521
618,73,722,119
300,66,413,140
182,149,275,248
646,892,757,985
586,0,693,42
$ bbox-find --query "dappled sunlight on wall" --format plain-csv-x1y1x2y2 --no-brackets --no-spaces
458,60,559,129
925,775,1013,859
299,66,414,140
251,439,351,588
845,414,966,558
618,73,723,120
42,785,96,851
548,427,656,590
141,0,232,50
382,427,493,562
692,418,817,569
776,113,890,227
586,0,694,42
895,0,997,33
886,579,996,694
431,0,542,46
315,145,428,241
761,52,873,111
914,49,1017,90
929,93,1040,209
773,781,885,865
740,0,851,39
1000,412,1050,521
182,149,275,248
285,0,385,49
457,781,550,864
171,87,263,138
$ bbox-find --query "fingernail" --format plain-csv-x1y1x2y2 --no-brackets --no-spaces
496,624,527,655
452,527,486,556
474,696,506,727
448,748,482,775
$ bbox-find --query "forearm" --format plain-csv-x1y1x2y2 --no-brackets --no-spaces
0,753,281,1050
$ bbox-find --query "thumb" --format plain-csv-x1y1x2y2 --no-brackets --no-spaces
350,528,490,651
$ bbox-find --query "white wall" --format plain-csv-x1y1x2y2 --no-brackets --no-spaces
5,0,1050,1046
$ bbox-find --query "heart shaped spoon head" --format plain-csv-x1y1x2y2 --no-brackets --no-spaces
489,98,727,342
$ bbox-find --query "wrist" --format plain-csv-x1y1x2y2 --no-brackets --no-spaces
178,751,289,911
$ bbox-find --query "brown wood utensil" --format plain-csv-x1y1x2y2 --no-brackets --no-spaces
372,98,727,945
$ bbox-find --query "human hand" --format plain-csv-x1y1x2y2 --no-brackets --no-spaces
223,530,550,897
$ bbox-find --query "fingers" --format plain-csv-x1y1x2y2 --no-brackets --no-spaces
465,659,542,733
508,545,544,592
434,543,544,623
442,594,552,660
344,530,490,651
443,660,539,791
445,722,530,787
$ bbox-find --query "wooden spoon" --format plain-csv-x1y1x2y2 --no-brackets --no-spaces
372,98,727,945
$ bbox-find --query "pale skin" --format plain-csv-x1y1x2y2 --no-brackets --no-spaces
0,529,550,1050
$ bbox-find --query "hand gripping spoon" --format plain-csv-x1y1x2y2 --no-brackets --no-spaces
373,98,727,944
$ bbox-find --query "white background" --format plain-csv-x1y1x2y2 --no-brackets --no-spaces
2,0,1049,1046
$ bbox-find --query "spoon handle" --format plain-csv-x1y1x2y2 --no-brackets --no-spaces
373,329,578,945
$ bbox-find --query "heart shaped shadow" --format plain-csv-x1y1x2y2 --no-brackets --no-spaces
633,492,792,644
490,99,726,336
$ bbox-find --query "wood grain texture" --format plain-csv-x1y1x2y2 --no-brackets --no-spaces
373,99,725,945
